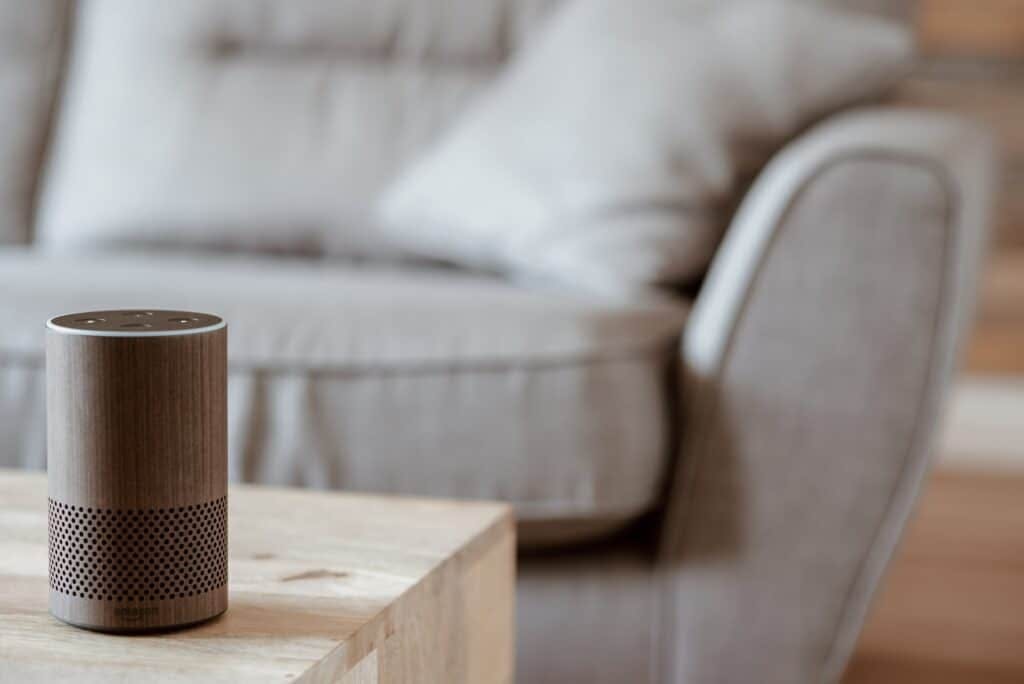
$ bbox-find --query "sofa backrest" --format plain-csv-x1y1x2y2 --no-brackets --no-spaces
3,0,911,253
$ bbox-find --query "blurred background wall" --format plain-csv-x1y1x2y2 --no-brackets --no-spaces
893,0,1024,471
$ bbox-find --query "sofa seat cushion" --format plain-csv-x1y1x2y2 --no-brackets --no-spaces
0,248,687,546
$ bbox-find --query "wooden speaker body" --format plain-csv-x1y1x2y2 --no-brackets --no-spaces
45,310,228,632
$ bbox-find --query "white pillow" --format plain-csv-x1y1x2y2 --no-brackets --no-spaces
377,0,912,293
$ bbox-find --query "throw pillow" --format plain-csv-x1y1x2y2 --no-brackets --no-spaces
377,0,912,293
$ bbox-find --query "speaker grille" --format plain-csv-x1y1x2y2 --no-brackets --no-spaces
47,498,227,602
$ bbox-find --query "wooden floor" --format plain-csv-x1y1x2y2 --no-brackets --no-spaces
843,469,1024,683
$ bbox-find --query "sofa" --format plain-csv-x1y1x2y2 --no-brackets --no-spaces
0,1,996,682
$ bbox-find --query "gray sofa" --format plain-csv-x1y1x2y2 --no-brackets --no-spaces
1,1,996,682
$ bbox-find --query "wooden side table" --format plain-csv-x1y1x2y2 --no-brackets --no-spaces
0,470,515,683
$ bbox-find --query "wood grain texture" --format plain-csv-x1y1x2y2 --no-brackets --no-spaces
917,0,1024,59
0,470,515,683
45,324,228,631
341,651,380,684
46,326,227,509
844,470,1024,683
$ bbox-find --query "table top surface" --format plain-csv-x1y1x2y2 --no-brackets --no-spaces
0,469,512,682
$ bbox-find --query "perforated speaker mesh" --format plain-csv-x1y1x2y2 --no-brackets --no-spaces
47,497,227,602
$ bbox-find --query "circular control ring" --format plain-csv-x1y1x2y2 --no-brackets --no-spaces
48,310,224,337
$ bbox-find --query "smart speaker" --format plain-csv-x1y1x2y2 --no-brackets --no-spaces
45,309,228,632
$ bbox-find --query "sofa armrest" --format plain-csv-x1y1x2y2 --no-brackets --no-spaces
656,109,997,683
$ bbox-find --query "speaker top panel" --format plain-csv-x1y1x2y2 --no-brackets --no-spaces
47,310,225,337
